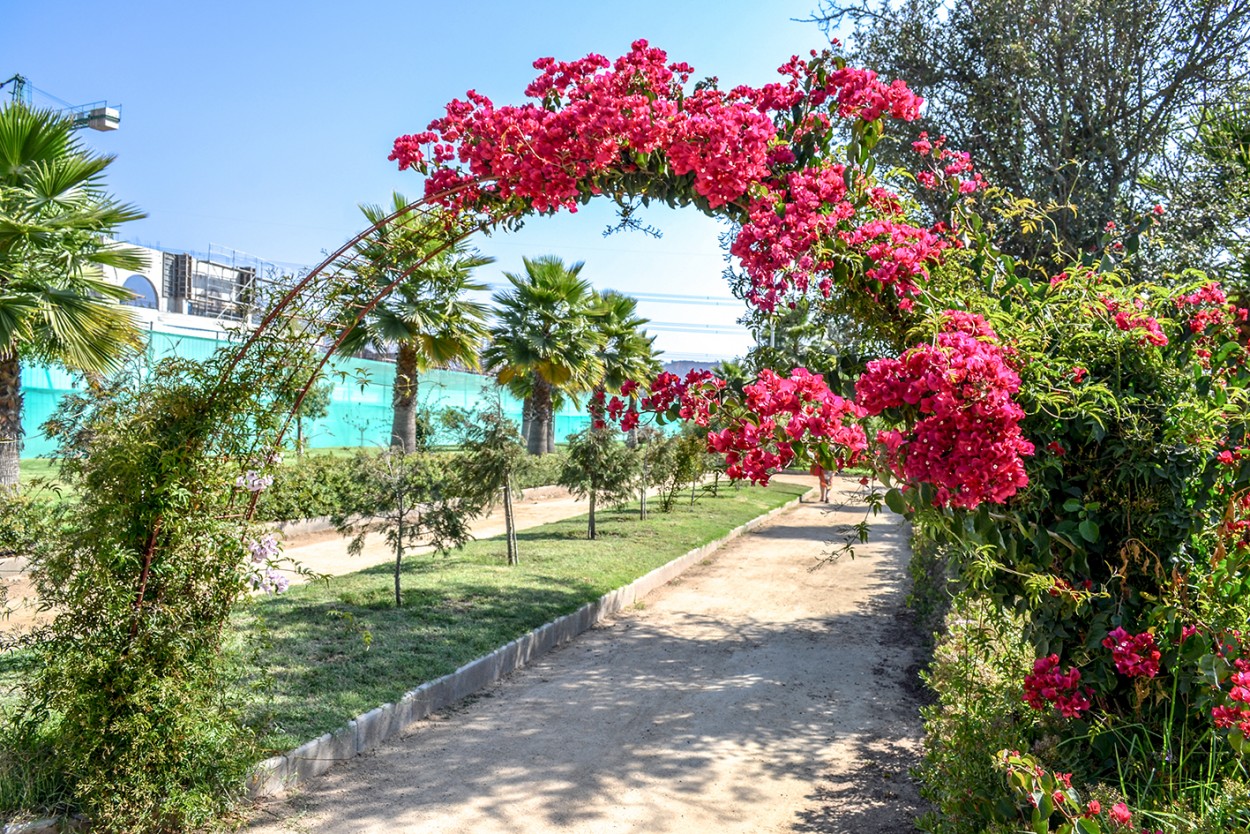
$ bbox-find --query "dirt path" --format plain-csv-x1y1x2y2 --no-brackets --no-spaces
247,477,928,833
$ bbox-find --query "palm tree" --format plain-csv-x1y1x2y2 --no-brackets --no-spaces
0,104,145,488
484,256,604,455
338,193,493,452
592,290,660,401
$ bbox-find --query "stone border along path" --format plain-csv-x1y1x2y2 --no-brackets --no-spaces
246,475,929,833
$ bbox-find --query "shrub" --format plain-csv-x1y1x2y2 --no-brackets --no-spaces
646,427,707,513
513,446,569,491
915,597,1033,834
890,258,1250,828
6,340,300,832
253,452,363,522
558,426,638,538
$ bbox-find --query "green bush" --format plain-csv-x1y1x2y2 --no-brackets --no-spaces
4,346,297,832
513,447,569,491
915,597,1033,834
254,453,363,522
894,252,1250,828
645,427,707,513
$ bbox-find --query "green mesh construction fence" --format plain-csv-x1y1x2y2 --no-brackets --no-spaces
19,327,594,459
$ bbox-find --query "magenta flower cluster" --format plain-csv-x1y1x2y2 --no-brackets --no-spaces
1212,659,1250,737
1022,654,1093,718
1176,281,1237,333
707,367,867,484
1102,627,1161,679
391,41,957,314
855,311,1034,508
1102,298,1168,347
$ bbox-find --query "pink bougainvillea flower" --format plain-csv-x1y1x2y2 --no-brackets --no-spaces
1108,802,1132,826
1102,627,1161,678
1022,654,1092,718
855,312,1033,508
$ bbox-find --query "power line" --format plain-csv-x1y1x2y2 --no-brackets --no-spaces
648,322,749,335
614,290,741,307
484,282,741,308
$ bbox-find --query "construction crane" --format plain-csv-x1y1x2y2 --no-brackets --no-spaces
0,73,121,131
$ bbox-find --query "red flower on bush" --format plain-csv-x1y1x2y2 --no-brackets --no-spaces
855,311,1034,508
1022,654,1092,718
1102,627,1161,679
1108,802,1132,827
708,368,867,483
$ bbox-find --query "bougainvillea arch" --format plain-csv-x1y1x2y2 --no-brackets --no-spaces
380,39,1028,509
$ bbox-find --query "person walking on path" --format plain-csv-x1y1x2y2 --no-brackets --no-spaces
810,461,832,502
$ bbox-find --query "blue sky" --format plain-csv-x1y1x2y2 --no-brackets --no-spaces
4,1,835,361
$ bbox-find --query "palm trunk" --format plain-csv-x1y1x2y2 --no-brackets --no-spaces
520,397,532,448
639,454,648,521
588,489,597,540
391,342,419,453
0,352,22,490
547,418,556,454
526,375,553,456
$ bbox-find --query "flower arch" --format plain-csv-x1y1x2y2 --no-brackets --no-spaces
217,40,1028,515
378,39,1028,509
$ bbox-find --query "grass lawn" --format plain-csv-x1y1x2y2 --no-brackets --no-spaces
238,480,808,751
16,459,60,485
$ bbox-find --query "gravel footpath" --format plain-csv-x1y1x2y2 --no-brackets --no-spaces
246,476,928,833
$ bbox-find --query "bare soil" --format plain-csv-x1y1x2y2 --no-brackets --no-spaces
246,476,928,833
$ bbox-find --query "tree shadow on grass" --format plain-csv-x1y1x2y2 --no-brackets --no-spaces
244,575,604,749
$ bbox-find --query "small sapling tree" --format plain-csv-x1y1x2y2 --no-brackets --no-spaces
444,393,526,564
648,429,706,513
558,425,638,539
293,378,332,456
332,449,477,605
629,426,664,519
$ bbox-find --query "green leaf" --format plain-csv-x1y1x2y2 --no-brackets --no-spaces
1199,653,1222,687
884,488,907,515
1078,519,1100,543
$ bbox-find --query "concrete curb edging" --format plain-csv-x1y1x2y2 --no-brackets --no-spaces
247,486,816,800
